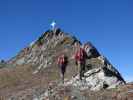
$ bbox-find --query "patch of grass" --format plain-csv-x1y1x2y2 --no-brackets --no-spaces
0,64,33,89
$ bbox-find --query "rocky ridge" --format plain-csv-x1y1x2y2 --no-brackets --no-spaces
0,27,127,99
8,28,125,90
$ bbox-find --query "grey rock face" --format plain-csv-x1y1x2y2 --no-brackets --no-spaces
8,28,125,91
66,55,125,91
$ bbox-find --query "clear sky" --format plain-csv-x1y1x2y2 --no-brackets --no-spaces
0,0,133,82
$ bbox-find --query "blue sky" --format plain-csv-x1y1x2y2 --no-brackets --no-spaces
0,0,133,82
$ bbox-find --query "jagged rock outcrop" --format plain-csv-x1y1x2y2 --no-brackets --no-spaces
66,56,125,91
8,28,125,91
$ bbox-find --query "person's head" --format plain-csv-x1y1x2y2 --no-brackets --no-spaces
58,53,65,58
74,42,80,48
61,54,64,58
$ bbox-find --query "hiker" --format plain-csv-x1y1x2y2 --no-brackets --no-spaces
74,42,86,80
57,54,67,83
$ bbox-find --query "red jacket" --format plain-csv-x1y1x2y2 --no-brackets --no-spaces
57,55,65,65
75,48,85,62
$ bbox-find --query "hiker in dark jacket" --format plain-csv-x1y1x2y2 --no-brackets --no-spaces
57,54,67,83
74,42,86,80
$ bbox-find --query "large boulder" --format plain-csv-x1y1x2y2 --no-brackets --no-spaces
66,56,125,91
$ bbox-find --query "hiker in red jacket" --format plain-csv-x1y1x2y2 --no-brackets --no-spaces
74,42,86,80
57,54,67,83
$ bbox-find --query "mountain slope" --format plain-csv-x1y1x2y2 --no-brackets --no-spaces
0,28,126,99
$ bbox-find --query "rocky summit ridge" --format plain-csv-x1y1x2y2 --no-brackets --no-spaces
0,27,128,99
9,28,125,89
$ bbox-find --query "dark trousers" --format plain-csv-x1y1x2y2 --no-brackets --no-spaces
77,61,85,80
59,64,66,83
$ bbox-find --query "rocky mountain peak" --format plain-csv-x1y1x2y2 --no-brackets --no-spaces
8,28,79,67
0,27,128,99
8,28,125,92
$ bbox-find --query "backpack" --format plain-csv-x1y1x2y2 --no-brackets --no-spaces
75,48,84,61
58,56,65,65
